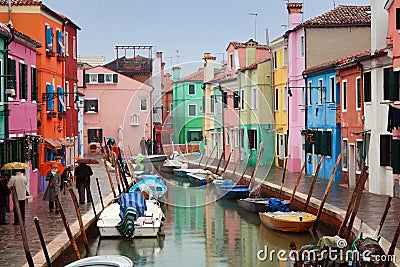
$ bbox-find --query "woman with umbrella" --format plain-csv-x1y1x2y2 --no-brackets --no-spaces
42,163,62,213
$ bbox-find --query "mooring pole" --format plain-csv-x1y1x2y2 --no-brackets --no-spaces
69,188,91,255
34,217,52,267
96,178,105,210
289,162,306,208
304,156,324,211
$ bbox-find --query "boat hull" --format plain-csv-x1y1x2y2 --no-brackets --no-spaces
187,173,208,186
174,168,207,178
237,198,270,212
259,211,316,232
216,186,250,199
65,255,133,267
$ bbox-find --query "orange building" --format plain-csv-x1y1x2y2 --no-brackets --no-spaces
0,1,79,191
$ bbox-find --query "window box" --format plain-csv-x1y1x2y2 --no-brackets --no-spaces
57,54,66,62
58,112,67,119
46,50,55,57
47,111,57,118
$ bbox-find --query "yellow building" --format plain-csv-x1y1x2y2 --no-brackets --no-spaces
271,36,288,168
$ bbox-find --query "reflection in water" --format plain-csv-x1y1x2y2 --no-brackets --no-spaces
93,173,333,267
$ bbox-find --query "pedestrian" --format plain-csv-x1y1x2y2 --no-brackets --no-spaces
7,169,27,225
43,164,61,213
147,137,153,155
0,175,11,224
153,139,158,155
74,162,93,204
3,173,10,212
140,137,147,155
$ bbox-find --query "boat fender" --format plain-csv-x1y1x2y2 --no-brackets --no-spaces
299,216,303,222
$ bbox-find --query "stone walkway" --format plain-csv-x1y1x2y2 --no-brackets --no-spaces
0,154,399,266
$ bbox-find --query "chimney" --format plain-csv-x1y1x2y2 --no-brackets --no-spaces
287,2,303,30
245,39,257,66
157,51,163,60
371,0,387,53
172,66,181,81
203,52,216,82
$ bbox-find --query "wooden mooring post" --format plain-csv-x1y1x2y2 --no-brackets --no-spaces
376,196,392,236
204,143,217,169
215,151,225,175
239,154,252,182
102,154,117,198
289,162,306,207
34,217,52,267
69,188,91,255
304,156,324,211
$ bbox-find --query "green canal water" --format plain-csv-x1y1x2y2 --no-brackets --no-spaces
87,174,336,267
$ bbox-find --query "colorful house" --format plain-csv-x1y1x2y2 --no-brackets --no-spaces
270,35,288,168
238,40,274,167
285,2,371,173
172,68,204,145
79,66,152,155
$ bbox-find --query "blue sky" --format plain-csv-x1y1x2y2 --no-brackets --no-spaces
44,0,370,74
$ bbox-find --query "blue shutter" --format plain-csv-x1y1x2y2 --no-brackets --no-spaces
56,30,63,54
46,84,54,111
46,25,53,51
57,87,64,112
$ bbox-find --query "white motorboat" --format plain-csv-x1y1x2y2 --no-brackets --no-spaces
97,194,165,238
65,255,133,267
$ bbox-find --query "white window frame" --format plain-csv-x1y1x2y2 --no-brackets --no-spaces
105,73,113,83
73,36,77,59
356,76,361,111
275,134,280,157
342,80,347,112
65,81,70,108
318,79,323,105
235,127,239,147
73,83,78,110
64,31,69,56
252,87,257,109
225,127,230,146
274,87,279,112
188,104,197,117
283,86,287,111
273,51,278,69
89,73,98,84
329,76,335,103
188,84,196,95
356,139,363,174
140,98,148,112
307,81,312,106
131,113,139,126
342,138,348,171
283,48,287,67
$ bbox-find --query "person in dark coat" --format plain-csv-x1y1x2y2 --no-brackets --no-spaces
0,175,11,224
43,164,61,213
140,137,147,155
74,162,93,204
153,139,158,155
146,137,153,155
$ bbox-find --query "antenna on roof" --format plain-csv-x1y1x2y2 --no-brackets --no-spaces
176,50,180,65
7,0,13,28
333,0,336,8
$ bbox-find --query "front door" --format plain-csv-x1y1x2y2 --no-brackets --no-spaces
349,144,356,187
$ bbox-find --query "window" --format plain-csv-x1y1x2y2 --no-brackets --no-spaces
318,79,323,105
392,139,400,174
45,24,53,51
283,48,287,66
98,74,104,83
46,84,54,111
113,73,118,83
283,86,287,111
73,83,77,110
383,67,400,101
210,95,215,113
274,87,279,112
275,134,279,157
225,128,230,145
84,99,98,112
342,80,347,111
131,114,138,125
188,104,196,116
19,62,28,100
88,129,102,143
241,89,245,110
229,54,233,69
307,81,312,106
188,84,195,95
65,31,69,56
7,58,16,94
188,131,202,142
56,29,63,55
31,67,38,101
356,140,363,172
89,74,98,83
105,74,113,83
300,36,304,57
364,72,371,102
252,88,257,109
222,92,228,108
342,139,348,169
356,77,361,110
235,127,239,147
314,130,332,157
248,129,257,150
65,82,70,108
329,76,335,103
397,8,400,29
57,87,65,112
273,51,278,69
170,103,173,114
380,135,391,166
73,36,76,59
140,98,148,111
234,91,240,109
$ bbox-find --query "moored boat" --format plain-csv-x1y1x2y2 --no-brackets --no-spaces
129,176,167,202
187,172,208,186
65,255,133,267
161,159,187,173
174,168,208,178
258,211,316,232
216,180,250,199
237,197,291,212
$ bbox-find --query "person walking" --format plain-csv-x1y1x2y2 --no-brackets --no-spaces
43,164,61,213
146,137,153,155
153,139,158,155
0,175,11,224
7,169,27,225
140,137,147,155
74,162,93,204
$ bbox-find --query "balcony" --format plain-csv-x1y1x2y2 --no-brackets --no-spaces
47,111,57,118
58,112,67,119
57,54,66,62
46,50,55,57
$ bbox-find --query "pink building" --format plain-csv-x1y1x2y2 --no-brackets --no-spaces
8,29,41,196
79,66,152,155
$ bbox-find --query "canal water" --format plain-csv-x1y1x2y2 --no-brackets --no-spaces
86,172,336,267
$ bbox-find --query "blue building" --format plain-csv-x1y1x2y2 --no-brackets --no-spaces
303,65,341,181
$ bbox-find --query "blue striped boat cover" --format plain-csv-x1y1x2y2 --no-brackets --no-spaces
118,192,147,219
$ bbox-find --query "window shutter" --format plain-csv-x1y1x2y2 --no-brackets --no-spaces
396,8,400,30
19,62,23,99
390,71,400,101
46,25,53,51
322,131,332,157
384,68,391,100
8,58,16,90
31,67,38,101
23,64,28,99
314,131,322,155
380,135,391,166
113,74,118,83
98,74,105,83
84,100,89,112
46,84,54,111
392,139,400,174
57,87,64,112
57,30,63,54
84,73,90,84
363,72,371,102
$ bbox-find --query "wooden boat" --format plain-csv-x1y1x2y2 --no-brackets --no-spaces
174,168,208,178
237,198,291,212
216,180,250,199
65,255,133,267
259,211,316,232
187,173,208,186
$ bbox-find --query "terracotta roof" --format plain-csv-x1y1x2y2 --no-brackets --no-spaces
304,50,371,74
303,5,371,26
209,69,237,83
226,39,269,51
0,0,41,5
176,68,204,82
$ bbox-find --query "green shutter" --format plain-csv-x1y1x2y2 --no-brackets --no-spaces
24,64,28,99
84,74,90,84
98,74,104,83
31,67,38,101
8,58,16,91
113,74,118,83
380,135,391,166
390,71,400,101
391,139,400,174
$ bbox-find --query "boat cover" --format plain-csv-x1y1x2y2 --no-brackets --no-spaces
118,193,147,219
266,198,290,212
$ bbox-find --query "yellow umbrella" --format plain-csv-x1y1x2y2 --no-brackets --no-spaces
1,162,29,170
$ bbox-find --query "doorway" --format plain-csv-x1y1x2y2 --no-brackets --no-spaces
349,144,356,187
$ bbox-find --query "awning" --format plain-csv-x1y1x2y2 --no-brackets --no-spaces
58,138,73,147
44,138,62,149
